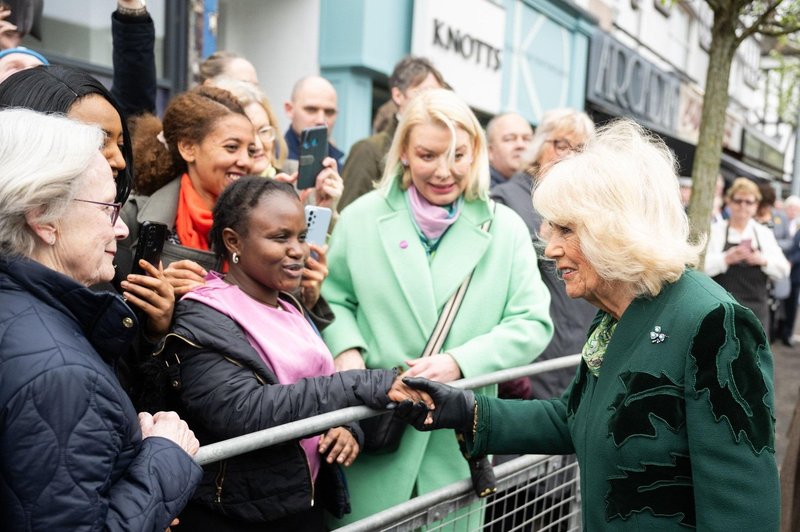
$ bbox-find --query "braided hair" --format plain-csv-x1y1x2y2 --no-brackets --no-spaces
210,176,299,261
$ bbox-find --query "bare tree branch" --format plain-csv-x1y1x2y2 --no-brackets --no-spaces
738,0,783,43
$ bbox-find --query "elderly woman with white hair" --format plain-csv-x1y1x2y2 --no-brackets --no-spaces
397,119,780,530
0,108,201,530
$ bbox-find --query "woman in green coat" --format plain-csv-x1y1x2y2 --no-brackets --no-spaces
321,89,554,524
398,119,780,530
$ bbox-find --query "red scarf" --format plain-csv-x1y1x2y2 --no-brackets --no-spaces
174,173,213,251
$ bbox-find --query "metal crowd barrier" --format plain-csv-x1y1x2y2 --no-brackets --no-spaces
193,354,583,531
336,454,581,531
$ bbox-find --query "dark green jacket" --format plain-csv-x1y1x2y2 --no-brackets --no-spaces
470,270,779,530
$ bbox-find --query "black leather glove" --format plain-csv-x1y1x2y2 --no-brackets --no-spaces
394,377,474,433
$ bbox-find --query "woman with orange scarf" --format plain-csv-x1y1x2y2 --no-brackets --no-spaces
121,86,330,318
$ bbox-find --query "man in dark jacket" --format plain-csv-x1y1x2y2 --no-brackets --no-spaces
284,75,345,171
486,112,533,188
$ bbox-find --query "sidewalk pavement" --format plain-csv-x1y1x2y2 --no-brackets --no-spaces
773,337,800,467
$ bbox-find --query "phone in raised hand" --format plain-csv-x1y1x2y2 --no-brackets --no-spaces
132,221,168,276
297,126,328,190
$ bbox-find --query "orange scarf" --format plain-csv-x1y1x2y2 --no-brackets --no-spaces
174,173,214,251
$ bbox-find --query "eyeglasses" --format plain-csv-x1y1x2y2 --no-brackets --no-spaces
547,138,583,155
731,198,758,206
257,125,276,142
74,199,122,225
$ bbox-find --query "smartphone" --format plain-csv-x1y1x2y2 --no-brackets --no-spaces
131,221,168,276
305,205,332,259
740,238,752,252
297,126,328,190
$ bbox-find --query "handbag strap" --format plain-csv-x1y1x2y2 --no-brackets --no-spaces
421,201,496,358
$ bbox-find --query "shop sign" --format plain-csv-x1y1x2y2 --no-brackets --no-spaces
677,82,743,152
742,128,785,174
587,32,680,135
412,0,505,114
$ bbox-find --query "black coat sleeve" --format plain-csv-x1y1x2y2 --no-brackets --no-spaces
174,343,396,441
111,10,157,117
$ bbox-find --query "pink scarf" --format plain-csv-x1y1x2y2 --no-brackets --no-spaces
406,184,462,240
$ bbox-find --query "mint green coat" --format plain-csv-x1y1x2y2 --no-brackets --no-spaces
322,181,553,523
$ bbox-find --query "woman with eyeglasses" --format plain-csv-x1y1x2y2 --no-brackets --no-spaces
0,65,178,401
705,177,789,329
0,108,202,530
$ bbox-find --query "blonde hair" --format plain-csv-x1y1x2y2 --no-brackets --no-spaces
210,77,288,169
378,89,489,201
726,177,761,202
533,118,704,298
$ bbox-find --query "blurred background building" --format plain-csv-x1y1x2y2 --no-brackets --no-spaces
22,0,799,194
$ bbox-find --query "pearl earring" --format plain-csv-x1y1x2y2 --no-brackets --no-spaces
232,252,240,264
48,236,56,246
401,159,409,167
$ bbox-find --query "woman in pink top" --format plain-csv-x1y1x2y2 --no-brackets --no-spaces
157,177,427,531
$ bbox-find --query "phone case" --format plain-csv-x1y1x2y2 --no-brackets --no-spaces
131,221,168,276
297,126,328,190
305,205,332,248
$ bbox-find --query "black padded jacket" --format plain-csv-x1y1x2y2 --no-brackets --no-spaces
158,296,396,523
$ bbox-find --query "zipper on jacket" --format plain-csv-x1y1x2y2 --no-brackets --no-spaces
153,332,202,356
301,445,315,507
214,460,227,503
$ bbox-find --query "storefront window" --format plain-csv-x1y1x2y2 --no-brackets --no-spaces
20,0,168,77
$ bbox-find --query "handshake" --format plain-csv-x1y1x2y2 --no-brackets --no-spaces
387,377,475,433
386,376,497,499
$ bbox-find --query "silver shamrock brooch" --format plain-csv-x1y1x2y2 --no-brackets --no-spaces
650,325,667,344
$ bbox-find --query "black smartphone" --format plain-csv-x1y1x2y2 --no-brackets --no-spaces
297,125,328,190
131,221,168,276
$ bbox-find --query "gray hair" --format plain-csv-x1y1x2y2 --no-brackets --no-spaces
526,108,595,170
0,108,103,257
784,195,800,209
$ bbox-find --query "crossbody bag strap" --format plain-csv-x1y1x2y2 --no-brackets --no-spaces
421,201,496,357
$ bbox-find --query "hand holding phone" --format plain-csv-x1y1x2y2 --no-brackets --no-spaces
305,205,332,250
297,126,328,190
740,238,752,253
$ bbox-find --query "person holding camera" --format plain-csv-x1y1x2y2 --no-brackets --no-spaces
705,177,789,331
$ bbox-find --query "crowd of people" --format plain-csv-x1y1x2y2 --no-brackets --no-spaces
0,1,788,531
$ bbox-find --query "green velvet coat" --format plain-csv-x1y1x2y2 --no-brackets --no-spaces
469,270,780,530
322,180,553,524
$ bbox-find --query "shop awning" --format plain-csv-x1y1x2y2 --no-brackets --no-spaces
720,152,775,182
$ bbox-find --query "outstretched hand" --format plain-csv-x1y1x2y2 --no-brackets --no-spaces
387,375,434,409
394,377,474,432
